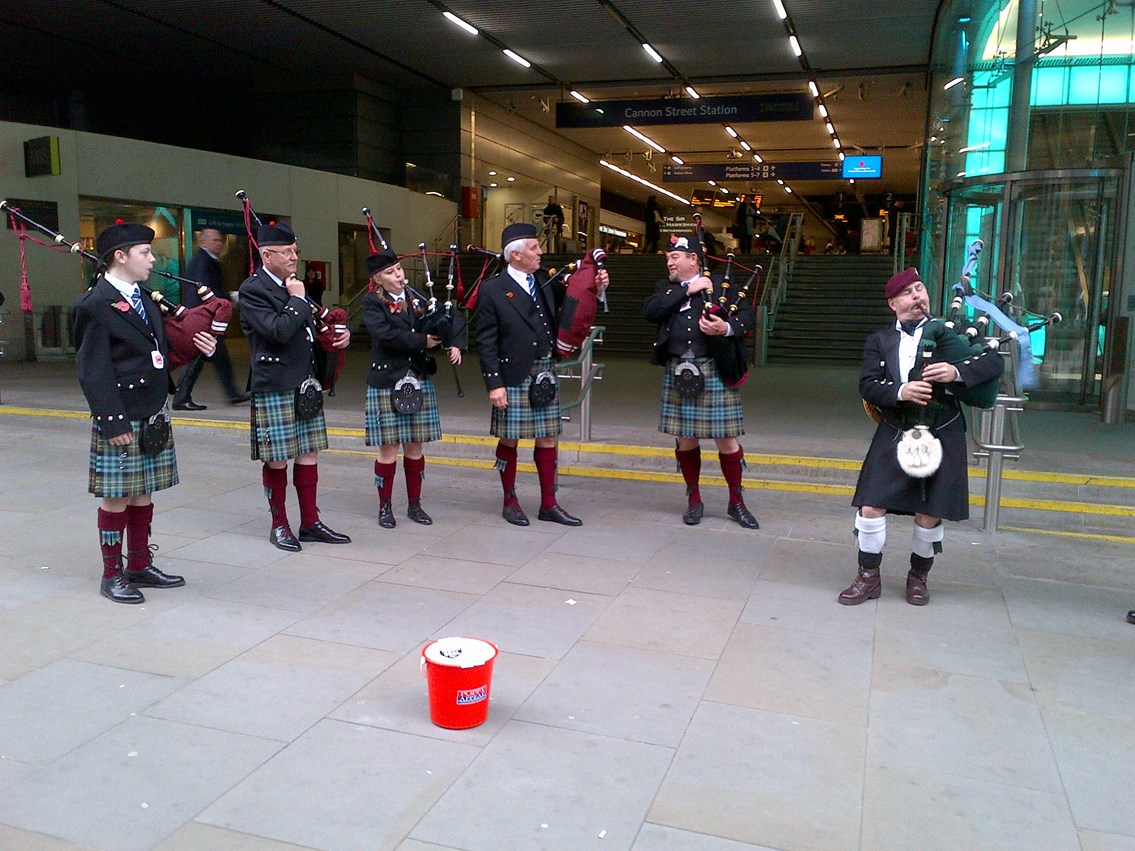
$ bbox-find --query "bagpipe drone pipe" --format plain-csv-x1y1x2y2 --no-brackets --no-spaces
236,191,345,393
698,252,761,387
1,199,232,369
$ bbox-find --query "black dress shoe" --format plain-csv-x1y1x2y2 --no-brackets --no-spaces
1128,610,1135,625
379,502,396,529
537,504,582,526
502,503,529,527
298,520,351,544
407,501,433,525
229,394,251,405
100,574,145,604
124,565,185,588
172,400,207,411
727,502,760,529
683,501,704,526
270,524,302,551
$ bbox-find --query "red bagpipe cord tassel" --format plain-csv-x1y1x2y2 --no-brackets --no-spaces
9,213,34,312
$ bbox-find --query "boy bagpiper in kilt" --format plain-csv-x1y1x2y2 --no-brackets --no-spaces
643,233,759,529
75,223,217,603
239,222,352,551
362,245,463,528
474,222,609,527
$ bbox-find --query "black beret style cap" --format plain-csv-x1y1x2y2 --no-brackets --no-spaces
366,247,399,276
501,222,538,249
667,233,703,255
95,223,155,260
258,221,296,246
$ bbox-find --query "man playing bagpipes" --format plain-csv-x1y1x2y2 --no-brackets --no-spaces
172,228,249,410
475,222,609,527
239,222,351,551
841,267,1004,606
363,244,463,529
644,233,759,529
75,223,217,603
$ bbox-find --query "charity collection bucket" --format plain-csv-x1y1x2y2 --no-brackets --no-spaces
420,636,499,729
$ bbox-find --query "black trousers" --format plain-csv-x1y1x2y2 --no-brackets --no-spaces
173,338,239,403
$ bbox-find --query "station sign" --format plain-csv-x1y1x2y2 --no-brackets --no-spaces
663,161,842,182
557,93,813,128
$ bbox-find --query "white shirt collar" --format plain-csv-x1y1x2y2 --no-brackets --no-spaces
507,265,534,288
103,272,138,299
262,266,284,286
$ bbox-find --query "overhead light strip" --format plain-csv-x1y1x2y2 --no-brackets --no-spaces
442,11,478,35
600,159,690,205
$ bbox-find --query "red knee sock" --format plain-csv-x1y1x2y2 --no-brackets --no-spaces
675,446,702,506
293,463,320,528
495,442,519,506
97,508,129,579
125,503,154,571
719,448,745,505
404,456,425,503
263,464,290,528
375,459,396,506
533,445,558,511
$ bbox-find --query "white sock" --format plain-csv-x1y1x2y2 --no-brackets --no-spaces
855,512,887,554
912,522,944,558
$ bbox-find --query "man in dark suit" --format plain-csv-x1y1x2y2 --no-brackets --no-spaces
475,222,608,527
172,228,248,410
74,223,216,603
643,233,758,529
239,222,351,551
841,267,1004,606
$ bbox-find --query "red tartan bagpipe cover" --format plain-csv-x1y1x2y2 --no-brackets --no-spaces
150,287,233,370
555,247,606,356
311,304,347,392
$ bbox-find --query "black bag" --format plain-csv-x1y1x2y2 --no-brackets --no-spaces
528,370,557,408
295,377,324,420
392,373,424,414
672,359,704,399
140,409,171,456
706,334,750,387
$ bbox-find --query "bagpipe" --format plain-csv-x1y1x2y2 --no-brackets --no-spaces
700,252,761,387
0,199,231,369
544,246,608,356
236,190,346,393
363,207,467,397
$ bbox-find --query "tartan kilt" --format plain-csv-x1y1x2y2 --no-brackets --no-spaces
490,356,563,440
88,419,178,497
250,389,329,462
365,380,442,446
659,356,745,439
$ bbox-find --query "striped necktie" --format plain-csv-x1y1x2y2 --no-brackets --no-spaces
129,288,150,325
525,273,536,300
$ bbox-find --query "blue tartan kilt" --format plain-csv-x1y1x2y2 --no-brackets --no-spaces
365,380,442,446
490,356,563,440
659,356,745,439
250,389,329,462
88,419,178,497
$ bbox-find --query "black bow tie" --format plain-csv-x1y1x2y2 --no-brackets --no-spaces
900,320,922,335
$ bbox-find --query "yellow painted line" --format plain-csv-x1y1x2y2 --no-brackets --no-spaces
998,525,1135,545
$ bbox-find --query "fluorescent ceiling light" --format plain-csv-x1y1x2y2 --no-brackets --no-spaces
599,159,689,205
488,170,497,176
825,122,834,134
708,180,717,186
808,80,819,97
838,151,845,161
685,86,701,99
739,140,751,151
442,11,478,35
506,176,515,182
670,155,685,165
624,125,666,153
776,179,784,185
503,49,531,68
570,90,589,103
642,43,664,63
789,35,802,57
959,141,991,152
832,137,841,148
753,153,763,163
784,186,793,193
771,0,788,20
724,125,738,138
818,104,828,118
944,76,965,90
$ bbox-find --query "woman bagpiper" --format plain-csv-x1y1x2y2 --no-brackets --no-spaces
74,223,216,603
363,245,462,528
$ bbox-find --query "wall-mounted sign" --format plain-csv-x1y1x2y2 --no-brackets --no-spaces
557,93,813,129
664,161,842,183
23,136,61,177
842,155,883,178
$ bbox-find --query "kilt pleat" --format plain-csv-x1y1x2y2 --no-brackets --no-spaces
490,356,563,440
88,420,178,497
365,380,442,446
659,357,745,439
250,389,329,462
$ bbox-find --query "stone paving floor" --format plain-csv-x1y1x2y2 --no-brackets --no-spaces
0,401,1132,850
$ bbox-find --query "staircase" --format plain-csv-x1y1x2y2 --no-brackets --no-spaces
766,254,897,365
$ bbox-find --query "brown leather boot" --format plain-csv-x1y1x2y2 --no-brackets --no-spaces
906,554,933,606
840,550,882,605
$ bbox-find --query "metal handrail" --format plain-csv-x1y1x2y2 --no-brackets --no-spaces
557,325,605,441
755,213,802,363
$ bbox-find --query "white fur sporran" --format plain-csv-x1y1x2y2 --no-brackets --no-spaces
897,426,942,478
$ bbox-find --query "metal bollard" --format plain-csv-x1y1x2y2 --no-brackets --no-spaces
973,395,1026,532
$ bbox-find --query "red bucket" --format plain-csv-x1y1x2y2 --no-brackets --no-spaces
420,637,499,729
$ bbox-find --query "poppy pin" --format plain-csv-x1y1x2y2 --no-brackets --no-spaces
114,301,131,312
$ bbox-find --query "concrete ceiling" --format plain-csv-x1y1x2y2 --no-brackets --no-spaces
1,0,938,206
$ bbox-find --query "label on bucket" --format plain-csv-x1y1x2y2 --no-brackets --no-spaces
456,685,488,705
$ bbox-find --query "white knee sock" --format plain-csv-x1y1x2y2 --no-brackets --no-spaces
912,522,944,558
854,512,887,554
